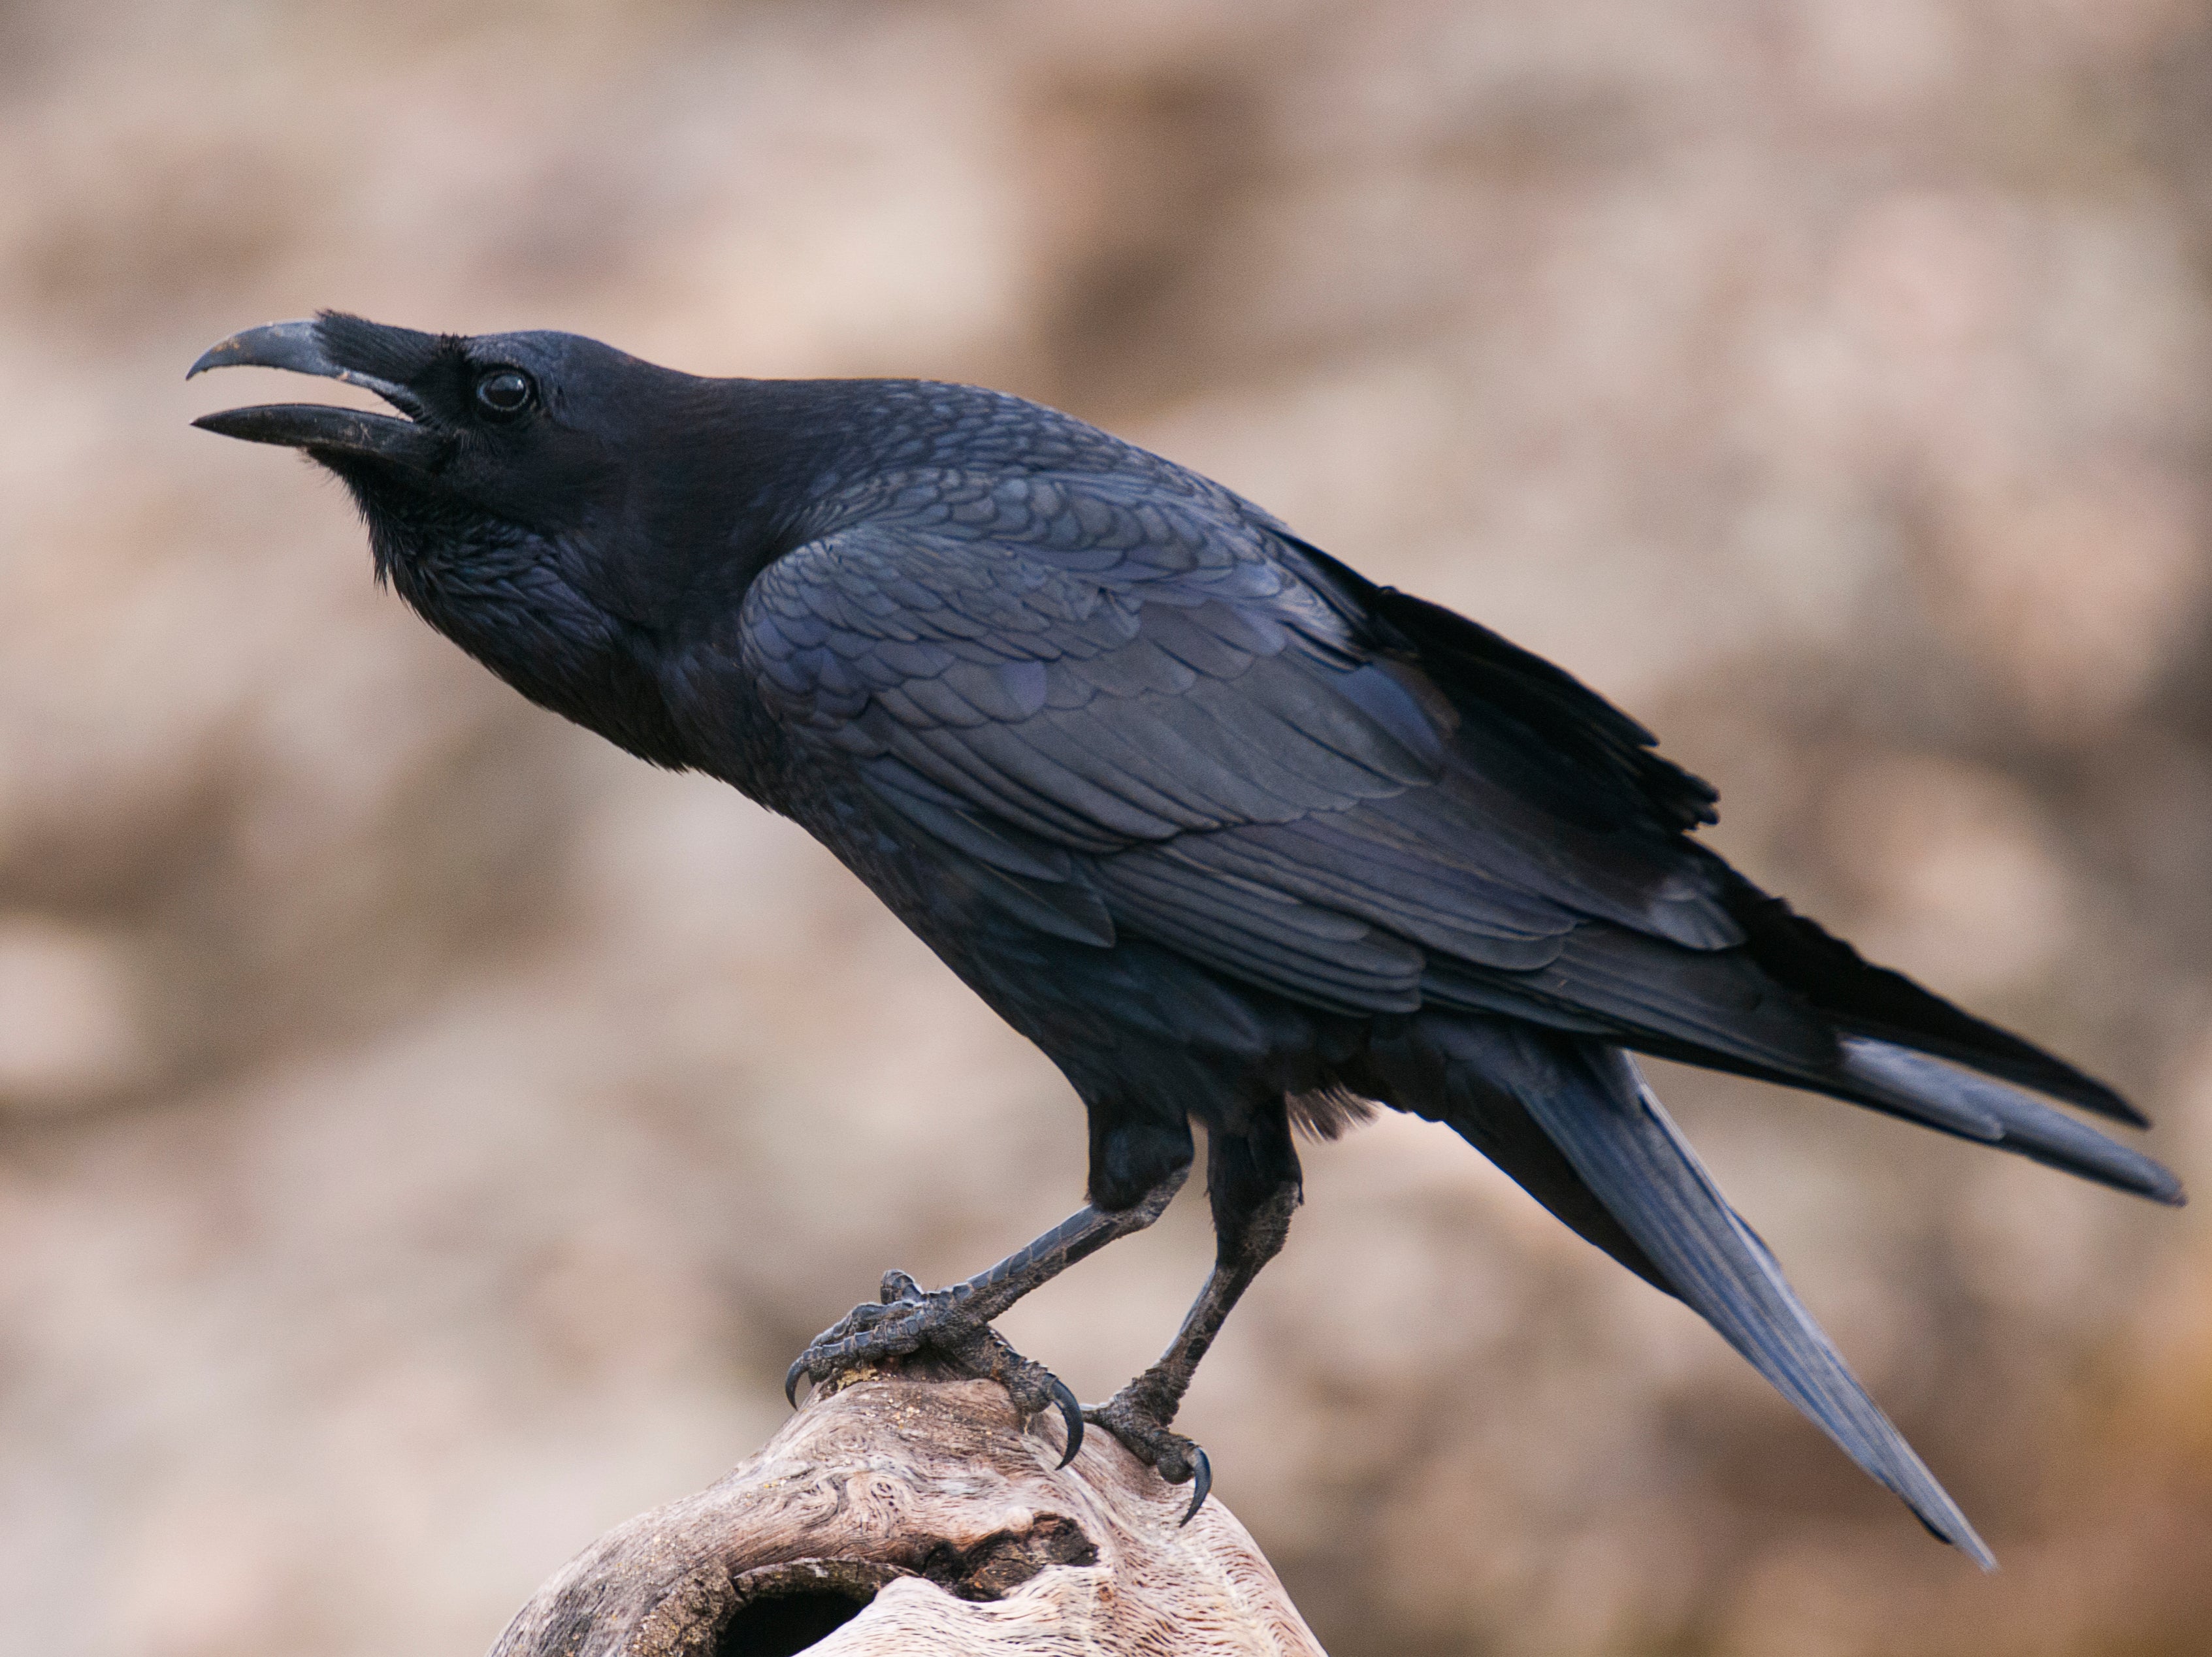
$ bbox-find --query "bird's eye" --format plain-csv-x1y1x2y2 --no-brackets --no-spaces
474,368,534,417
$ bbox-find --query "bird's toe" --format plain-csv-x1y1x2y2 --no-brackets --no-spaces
1081,1389,1212,1524
785,1276,1082,1466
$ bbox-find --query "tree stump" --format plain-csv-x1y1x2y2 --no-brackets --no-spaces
489,1364,1329,1656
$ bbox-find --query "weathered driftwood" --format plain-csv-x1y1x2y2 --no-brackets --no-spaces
490,1362,1327,1656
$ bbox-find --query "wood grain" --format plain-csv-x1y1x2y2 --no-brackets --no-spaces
489,1364,1327,1656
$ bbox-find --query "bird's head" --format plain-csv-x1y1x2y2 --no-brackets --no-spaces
188,313,804,762
189,312,655,590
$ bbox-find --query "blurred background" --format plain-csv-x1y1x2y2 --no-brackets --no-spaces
3,1,2210,1652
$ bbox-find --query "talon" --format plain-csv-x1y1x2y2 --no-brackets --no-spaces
784,1356,811,1409
1179,1445,1211,1525
1049,1376,1084,1468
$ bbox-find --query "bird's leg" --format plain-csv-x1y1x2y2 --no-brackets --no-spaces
1086,1108,1303,1523
785,1148,1190,1465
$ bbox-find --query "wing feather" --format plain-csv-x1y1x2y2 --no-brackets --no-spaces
739,498,1741,992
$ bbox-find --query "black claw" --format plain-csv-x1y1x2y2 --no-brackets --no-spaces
1049,1377,1084,1469
784,1357,810,1409
1179,1446,1211,1526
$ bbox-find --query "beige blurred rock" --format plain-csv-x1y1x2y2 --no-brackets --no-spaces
0,915,149,1109
1930,460,2206,740
1821,752,2075,999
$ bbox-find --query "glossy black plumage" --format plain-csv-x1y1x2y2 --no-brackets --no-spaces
191,314,2183,1566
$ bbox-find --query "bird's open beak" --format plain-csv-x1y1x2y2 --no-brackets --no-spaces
188,317,447,467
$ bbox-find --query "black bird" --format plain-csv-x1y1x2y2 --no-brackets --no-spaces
191,314,2181,1563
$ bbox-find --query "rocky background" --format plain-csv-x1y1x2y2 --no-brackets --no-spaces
4,3,2211,1653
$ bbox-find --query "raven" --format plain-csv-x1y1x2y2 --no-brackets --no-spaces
191,314,2179,1561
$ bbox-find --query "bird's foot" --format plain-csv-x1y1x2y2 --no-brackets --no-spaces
785,1270,1084,1467
1083,1381,1212,1525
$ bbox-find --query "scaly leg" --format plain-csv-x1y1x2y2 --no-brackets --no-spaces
1086,1106,1304,1522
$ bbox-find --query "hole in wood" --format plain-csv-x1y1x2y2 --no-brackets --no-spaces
920,1513,1099,1600
709,1585,873,1657
694,1515,1101,1653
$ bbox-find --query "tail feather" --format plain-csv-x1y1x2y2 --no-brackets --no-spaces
1420,1020,1998,1568
1838,1038,2183,1205
1723,884,2143,1126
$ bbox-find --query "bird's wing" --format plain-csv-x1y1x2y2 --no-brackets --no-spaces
736,469,1738,1014
736,468,2173,1197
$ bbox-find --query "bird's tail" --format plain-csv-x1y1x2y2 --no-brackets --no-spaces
1364,1017,1998,1568
1828,1036,2181,1203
